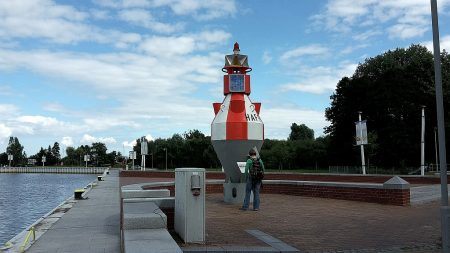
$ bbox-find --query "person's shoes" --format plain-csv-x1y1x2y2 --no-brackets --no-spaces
253,208,259,211
239,207,248,211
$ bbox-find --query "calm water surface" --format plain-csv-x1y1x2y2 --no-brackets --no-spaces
0,173,96,244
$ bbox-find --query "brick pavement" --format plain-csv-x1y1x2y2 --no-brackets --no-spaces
120,176,443,252
204,193,441,252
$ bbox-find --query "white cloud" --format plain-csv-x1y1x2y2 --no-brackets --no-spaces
0,0,141,47
0,124,12,140
16,116,59,127
312,0,450,40
80,134,117,144
0,104,19,115
387,24,427,39
95,0,237,20
61,136,74,146
280,62,358,94
145,134,154,141
262,51,272,64
421,35,450,53
263,107,328,139
118,8,183,33
139,30,231,55
280,45,329,61
122,139,137,148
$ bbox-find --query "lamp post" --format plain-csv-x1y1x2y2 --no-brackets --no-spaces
163,148,167,171
358,111,366,175
421,106,426,176
151,152,154,169
430,0,449,251
91,148,97,167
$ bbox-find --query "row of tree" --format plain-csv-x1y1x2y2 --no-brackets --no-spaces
0,137,121,167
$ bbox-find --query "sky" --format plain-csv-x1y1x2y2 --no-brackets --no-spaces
1,0,450,156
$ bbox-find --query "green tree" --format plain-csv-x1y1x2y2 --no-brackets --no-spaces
288,123,314,141
6,137,26,166
325,44,449,169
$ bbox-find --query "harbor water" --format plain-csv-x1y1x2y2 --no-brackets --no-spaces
0,173,97,245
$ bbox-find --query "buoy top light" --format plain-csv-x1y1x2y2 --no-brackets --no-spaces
222,42,252,73
233,42,240,55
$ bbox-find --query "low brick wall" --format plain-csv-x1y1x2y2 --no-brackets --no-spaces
120,170,443,184
138,180,410,206
260,183,409,206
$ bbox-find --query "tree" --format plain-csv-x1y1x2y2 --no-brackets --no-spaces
6,137,26,166
52,142,61,163
325,44,450,169
288,123,314,141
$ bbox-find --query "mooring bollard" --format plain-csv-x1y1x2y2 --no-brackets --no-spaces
74,189,85,200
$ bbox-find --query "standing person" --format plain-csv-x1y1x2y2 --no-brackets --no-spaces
240,149,265,211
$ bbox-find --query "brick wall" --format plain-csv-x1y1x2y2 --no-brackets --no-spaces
141,182,409,206
119,170,443,184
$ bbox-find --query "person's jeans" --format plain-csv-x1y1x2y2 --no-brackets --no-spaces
242,177,261,210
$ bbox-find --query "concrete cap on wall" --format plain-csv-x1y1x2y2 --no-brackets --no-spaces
383,176,410,189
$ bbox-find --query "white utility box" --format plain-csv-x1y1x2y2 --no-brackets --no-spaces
174,168,205,243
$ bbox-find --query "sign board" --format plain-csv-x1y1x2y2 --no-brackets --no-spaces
84,155,90,162
141,140,148,155
7,154,13,161
237,162,246,173
355,120,368,145
42,156,46,163
229,74,245,92
129,151,136,159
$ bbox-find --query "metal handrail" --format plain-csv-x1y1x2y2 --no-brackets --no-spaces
19,226,35,252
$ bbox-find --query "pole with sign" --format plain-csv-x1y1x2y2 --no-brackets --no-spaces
141,137,148,171
84,154,90,168
355,112,368,175
8,154,13,167
42,156,46,167
129,151,136,170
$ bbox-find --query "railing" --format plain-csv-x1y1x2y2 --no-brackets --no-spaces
0,167,107,174
19,226,35,252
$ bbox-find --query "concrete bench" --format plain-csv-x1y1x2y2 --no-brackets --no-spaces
123,229,182,253
123,202,167,230
121,189,170,199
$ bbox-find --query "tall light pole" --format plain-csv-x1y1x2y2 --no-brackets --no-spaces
430,0,449,251
421,106,426,176
163,148,167,171
358,111,366,175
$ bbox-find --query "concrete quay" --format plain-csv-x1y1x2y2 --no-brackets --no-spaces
26,170,121,253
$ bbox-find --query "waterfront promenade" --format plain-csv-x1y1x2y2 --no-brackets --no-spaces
20,172,446,253
26,171,120,253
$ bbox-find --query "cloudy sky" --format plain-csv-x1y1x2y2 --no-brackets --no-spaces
1,0,450,156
